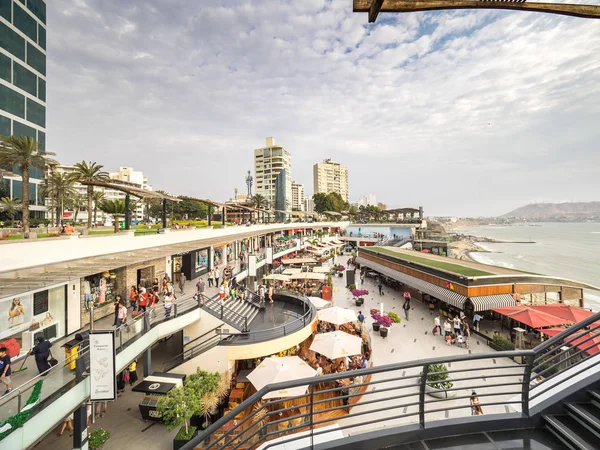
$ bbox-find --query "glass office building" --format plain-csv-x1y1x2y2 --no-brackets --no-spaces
0,0,47,218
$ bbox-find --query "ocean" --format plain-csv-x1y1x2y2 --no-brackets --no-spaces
457,223,600,312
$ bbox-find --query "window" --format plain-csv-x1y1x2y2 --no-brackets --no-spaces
12,179,22,199
37,77,45,101
0,53,10,82
27,0,46,23
0,84,25,118
0,0,10,21
13,118,36,138
13,3,37,41
0,22,26,61
13,61,37,96
38,130,44,151
38,24,45,49
26,42,45,75
0,115,10,136
26,97,45,126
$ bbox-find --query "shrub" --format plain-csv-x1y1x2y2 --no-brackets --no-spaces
336,265,345,272
369,308,379,318
89,429,111,450
492,334,515,351
176,425,197,441
351,289,369,297
374,314,393,327
347,284,356,291
426,364,453,390
387,312,401,323
327,273,333,287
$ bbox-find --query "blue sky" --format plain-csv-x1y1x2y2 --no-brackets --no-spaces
46,1,600,216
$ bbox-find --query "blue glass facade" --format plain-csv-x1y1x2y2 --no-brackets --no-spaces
275,169,287,222
0,0,46,215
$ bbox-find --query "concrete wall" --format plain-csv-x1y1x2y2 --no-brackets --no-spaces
0,222,348,273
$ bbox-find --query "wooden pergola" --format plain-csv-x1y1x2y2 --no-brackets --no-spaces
354,0,600,22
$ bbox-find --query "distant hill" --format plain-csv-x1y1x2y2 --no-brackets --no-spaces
502,202,600,220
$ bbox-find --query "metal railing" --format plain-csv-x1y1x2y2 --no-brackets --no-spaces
183,310,600,450
199,293,251,332
162,325,224,372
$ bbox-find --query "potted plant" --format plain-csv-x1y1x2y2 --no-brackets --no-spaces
88,429,110,450
336,265,345,277
351,289,368,306
387,312,402,324
370,309,381,332
425,363,456,399
376,314,393,337
157,385,199,450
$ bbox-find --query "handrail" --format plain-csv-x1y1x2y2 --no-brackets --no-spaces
183,309,600,450
199,293,250,332
162,325,223,370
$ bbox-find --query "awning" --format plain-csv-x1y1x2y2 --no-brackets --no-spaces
357,256,467,309
468,294,517,312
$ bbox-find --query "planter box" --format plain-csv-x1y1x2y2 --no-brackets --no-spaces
380,327,388,338
173,430,198,450
425,384,457,399
372,323,380,332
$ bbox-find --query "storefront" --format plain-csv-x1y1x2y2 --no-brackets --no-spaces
213,243,236,269
81,268,127,326
172,248,210,283
0,283,68,360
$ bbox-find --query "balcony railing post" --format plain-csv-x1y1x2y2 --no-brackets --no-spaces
419,364,429,428
309,383,315,449
220,304,223,319
244,316,248,332
522,353,534,417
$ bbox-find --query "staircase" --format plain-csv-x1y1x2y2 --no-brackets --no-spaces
201,294,260,332
544,390,600,449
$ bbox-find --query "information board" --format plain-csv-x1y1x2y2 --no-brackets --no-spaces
90,331,116,401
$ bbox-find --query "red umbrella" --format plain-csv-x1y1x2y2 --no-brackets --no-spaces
530,305,595,324
539,328,600,355
492,306,573,329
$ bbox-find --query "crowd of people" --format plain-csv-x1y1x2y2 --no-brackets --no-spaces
433,313,472,348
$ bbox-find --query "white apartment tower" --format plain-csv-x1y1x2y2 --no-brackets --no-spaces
313,158,349,203
254,137,292,210
291,181,305,211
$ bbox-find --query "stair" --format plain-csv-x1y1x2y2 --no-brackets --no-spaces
543,390,600,449
201,295,260,332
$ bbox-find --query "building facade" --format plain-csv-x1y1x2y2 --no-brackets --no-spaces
275,169,288,222
303,197,314,212
0,0,47,219
358,194,377,207
254,137,292,209
313,158,349,203
291,180,304,211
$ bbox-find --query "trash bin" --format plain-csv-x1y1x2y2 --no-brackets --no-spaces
62,339,80,370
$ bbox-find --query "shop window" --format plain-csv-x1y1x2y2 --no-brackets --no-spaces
33,289,49,315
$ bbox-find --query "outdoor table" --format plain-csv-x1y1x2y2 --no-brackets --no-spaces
236,369,252,384
229,388,244,403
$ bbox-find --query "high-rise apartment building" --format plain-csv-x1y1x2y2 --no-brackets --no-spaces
0,0,47,219
313,159,349,203
291,181,304,211
358,194,377,207
254,137,292,210
303,197,314,213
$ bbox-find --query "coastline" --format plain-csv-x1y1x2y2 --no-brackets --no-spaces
448,238,486,262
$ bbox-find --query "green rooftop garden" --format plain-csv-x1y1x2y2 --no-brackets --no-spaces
366,247,495,277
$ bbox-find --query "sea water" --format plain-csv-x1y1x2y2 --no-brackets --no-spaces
458,223,600,311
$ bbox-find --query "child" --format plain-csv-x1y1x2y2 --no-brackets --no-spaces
457,335,464,348
446,334,452,346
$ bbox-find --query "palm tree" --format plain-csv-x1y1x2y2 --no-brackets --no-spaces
92,190,105,226
0,197,21,227
70,193,87,224
40,172,77,226
0,136,58,236
73,161,109,229
98,199,124,233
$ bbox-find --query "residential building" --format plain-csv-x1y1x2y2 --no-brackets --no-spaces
109,166,150,191
291,181,304,211
254,137,292,210
378,202,388,211
313,158,349,202
303,197,314,212
358,194,377,207
275,169,289,222
225,194,254,224
0,0,47,219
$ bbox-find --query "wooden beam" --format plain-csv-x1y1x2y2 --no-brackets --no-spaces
354,0,600,20
369,0,384,22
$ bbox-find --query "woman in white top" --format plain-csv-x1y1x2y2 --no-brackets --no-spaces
164,292,174,319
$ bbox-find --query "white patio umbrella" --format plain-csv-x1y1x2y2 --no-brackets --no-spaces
247,356,317,399
308,296,331,309
292,273,327,281
312,266,331,273
309,331,363,360
283,268,302,275
317,307,357,326
263,274,291,281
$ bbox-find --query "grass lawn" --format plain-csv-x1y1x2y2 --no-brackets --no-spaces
89,230,116,235
367,247,495,277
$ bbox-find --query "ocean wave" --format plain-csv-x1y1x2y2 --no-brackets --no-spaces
469,252,516,269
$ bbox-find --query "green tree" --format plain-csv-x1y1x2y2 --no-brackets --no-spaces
156,384,199,438
0,197,21,226
40,172,77,226
97,199,125,233
92,190,105,225
313,192,332,213
173,196,207,220
0,136,58,236
72,161,109,229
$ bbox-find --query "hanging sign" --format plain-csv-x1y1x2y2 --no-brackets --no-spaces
266,247,273,264
296,239,301,250
248,255,257,277
90,331,116,401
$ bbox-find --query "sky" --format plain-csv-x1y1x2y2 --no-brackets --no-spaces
46,0,600,217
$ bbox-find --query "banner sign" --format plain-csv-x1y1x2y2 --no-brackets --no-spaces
296,239,301,250
0,293,33,340
266,247,273,264
248,255,257,277
90,331,116,401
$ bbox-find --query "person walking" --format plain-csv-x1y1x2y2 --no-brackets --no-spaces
464,323,471,349
0,347,12,396
453,316,461,336
208,269,214,287
443,319,452,337
219,283,225,303
357,311,365,332
434,315,442,336
30,336,53,375
403,290,411,304
164,291,174,319
215,268,221,287
195,278,206,305
268,284,274,304
128,360,139,387
138,287,148,313
377,281,383,296
129,285,138,311
113,295,122,326
473,313,482,332
403,300,411,320
152,277,160,296
116,301,127,329
258,284,266,304
470,391,484,415
178,271,186,294
59,413,74,436
360,272,365,285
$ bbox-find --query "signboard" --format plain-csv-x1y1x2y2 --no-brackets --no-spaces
90,331,116,401
266,247,273,264
248,255,257,277
296,239,301,250
0,293,33,340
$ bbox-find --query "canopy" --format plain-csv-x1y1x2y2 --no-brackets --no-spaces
283,268,302,275
530,305,595,324
291,273,327,281
246,356,317,399
318,307,358,326
308,296,331,309
540,328,600,355
312,266,332,273
309,331,363,360
263,274,291,281
282,258,318,265
492,306,573,329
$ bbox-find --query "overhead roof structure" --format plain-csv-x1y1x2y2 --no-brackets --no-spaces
354,0,600,22
384,207,420,214
78,180,181,202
